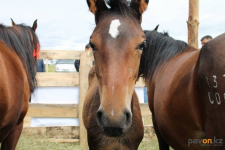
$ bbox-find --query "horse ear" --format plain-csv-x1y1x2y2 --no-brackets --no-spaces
130,0,149,15
32,19,37,32
11,18,16,26
154,25,159,31
86,0,108,15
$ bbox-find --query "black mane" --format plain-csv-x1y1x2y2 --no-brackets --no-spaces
139,30,187,81
106,0,133,14
98,0,141,21
0,24,39,93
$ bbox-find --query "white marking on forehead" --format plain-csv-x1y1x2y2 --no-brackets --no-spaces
109,19,121,38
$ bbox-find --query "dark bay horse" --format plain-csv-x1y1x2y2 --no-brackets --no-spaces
83,66,143,149
139,29,225,149
0,20,39,150
83,0,149,149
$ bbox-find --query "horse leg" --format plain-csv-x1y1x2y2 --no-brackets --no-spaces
1,121,23,150
152,115,170,150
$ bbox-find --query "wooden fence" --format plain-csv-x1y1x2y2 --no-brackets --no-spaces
24,50,153,148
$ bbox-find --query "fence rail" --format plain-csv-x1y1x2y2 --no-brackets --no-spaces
26,103,151,118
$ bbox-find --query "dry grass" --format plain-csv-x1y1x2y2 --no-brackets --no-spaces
3,135,160,150
15,135,86,150
139,138,159,150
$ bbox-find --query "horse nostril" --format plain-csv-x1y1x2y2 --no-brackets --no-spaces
96,109,103,127
125,112,130,123
124,109,132,125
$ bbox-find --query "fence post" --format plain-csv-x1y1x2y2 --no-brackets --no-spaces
78,50,93,148
44,59,48,72
187,0,199,48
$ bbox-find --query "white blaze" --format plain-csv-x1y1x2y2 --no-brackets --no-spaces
109,19,121,38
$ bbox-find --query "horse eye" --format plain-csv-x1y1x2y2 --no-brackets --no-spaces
89,42,96,51
138,41,146,50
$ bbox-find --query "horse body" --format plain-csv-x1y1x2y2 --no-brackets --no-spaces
83,67,144,150
197,33,225,149
149,47,205,149
0,21,39,150
141,30,225,149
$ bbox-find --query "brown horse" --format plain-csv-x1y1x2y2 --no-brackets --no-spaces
0,20,39,150
139,29,225,149
83,0,149,149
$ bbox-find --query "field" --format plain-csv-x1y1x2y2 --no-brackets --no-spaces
12,135,159,150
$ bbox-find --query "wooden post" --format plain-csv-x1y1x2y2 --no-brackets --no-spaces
78,50,93,148
187,0,199,48
44,59,48,72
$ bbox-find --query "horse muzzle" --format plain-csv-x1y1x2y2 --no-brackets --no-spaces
96,108,132,137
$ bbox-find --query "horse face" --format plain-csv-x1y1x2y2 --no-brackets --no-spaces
87,0,148,137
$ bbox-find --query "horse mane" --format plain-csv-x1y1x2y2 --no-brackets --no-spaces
139,30,187,81
104,0,139,19
0,24,39,93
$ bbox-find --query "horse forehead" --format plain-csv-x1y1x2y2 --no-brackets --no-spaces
94,17,141,38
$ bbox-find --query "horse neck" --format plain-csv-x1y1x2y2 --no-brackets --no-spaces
152,45,200,81
140,33,188,82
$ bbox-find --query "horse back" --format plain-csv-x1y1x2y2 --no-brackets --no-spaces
197,33,225,143
0,42,29,141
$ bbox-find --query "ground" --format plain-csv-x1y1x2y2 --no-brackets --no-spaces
13,135,159,150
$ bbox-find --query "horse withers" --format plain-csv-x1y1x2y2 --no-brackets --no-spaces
0,20,39,150
83,0,149,149
139,28,225,149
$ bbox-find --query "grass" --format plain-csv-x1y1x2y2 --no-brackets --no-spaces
0,135,159,150
16,135,84,150
139,139,159,150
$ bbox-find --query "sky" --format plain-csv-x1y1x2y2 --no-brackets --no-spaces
1,0,225,50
